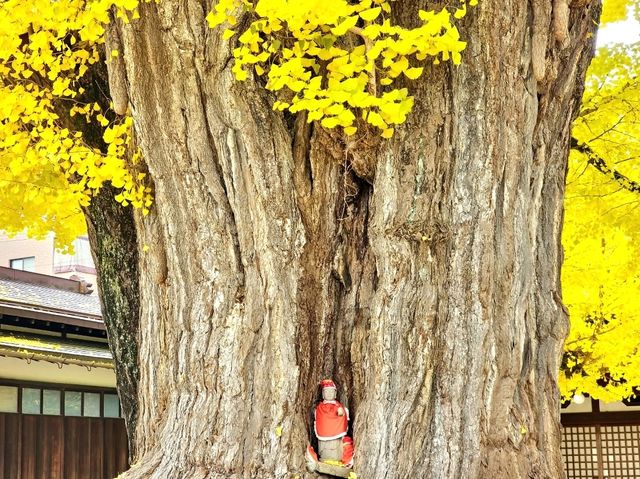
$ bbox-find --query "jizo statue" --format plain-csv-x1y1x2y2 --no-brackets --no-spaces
306,379,354,477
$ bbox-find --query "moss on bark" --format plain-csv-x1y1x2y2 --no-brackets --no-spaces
85,187,140,459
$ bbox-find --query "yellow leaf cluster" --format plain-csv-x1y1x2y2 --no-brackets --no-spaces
0,0,151,250
207,0,476,138
561,38,640,402
599,0,640,25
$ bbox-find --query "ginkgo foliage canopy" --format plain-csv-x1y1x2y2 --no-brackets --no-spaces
207,0,475,138
0,0,639,403
561,7,640,402
0,0,152,250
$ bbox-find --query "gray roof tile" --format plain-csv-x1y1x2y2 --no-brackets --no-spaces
0,277,101,318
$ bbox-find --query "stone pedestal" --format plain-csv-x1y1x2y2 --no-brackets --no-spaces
318,438,342,462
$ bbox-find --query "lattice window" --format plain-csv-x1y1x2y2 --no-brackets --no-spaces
601,425,640,478
562,426,599,479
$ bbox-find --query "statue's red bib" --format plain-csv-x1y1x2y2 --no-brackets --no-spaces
314,400,348,440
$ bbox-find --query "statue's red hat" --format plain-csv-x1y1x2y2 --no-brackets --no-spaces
320,379,336,389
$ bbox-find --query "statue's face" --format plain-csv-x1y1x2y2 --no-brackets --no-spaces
322,387,337,401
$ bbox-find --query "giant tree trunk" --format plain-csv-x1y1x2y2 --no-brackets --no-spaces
109,1,600,477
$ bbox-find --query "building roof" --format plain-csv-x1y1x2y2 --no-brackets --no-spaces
0,276,100,316
0,267,103,330
0,330,113,369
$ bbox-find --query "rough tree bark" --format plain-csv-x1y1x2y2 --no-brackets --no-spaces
99,1,601,477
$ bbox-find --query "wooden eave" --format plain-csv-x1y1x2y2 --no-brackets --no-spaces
0,331,113,369
0,300,105,331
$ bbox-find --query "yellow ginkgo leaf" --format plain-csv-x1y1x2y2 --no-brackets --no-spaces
331,15,358,36
321,116,341,129
454,3,467,19
360,7,382,22
382,127,395,139
404,67,424,80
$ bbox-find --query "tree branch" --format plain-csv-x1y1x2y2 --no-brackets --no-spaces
571,136,640,194
349,26,377,96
